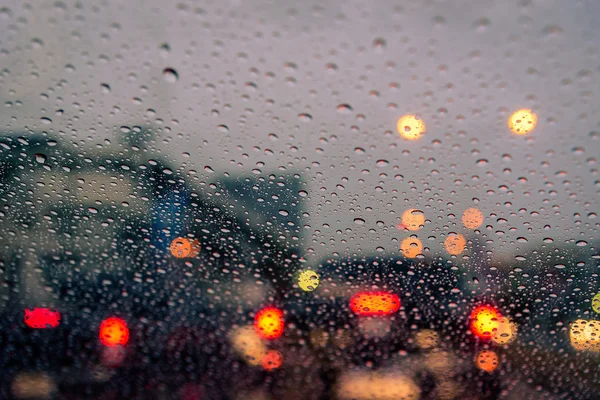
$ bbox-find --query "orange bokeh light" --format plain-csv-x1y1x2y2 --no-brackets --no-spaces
475,350,499,372
444,233,466,255
461,208,483,229
401,208,425,231
262,350,283,371
470,306,500,339
99,317,130,347
170,237,200,258
400,237,422,259
170,237,191,258
350,292,401,316
254,307,284,340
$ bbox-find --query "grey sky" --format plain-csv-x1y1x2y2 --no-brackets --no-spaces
1,0,598,262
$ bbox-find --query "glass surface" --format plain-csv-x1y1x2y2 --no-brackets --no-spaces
0,0,599,399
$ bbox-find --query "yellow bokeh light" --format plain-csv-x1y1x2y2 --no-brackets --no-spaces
444,233,466,255
401,208,425,231
592,293,600,314
508,109,537,135
400,237,423,258
570,319,600,352
297,269,320,292
470,306,500,339
461,208,483,229
475,350,499,372
230,325,267,366
414,329,440,350
397,114,426,140
491,317,518,345
338,372,421,400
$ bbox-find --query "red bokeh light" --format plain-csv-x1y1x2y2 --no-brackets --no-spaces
262,350,283,371
254,307,284,340
24,308,61,329
99,317,130,347
350,292,401,316
470,305,501,339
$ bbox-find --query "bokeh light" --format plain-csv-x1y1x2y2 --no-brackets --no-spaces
188,238,201,257
470,305,500,339
400,237,422,258
491,317,518,345
230,325,267,366
475,350,499,372
592,293,600,314
570,319,600,352
508,108,537,135
414,329,440,350
396,114,426,140
170,237,192,258
350,292,400,316
99,317,130,347
401,208,425,231
444,233,466,255
461,208,483,229
338,371,421,400
254,307,284,340
297,269,319,292
24,308,61,329
262,350,283,371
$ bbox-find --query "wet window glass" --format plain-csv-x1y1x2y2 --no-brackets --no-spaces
0,0,599,399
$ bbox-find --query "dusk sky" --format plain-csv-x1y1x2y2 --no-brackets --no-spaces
1,0,598,262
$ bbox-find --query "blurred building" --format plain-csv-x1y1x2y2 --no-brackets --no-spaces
0,126,304,321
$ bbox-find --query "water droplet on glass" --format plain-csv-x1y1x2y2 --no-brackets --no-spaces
100,83,111,93
279,209,289,216
34,153,46,163
354,218,365,225
163,67,179,83
40,117,52,125
372,38,386,51
336,104,353,114
298,113,312,122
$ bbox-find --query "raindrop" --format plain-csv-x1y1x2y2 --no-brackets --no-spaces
279,209,289,216
336,104,353,114
40,117,52,125
100,83,111,93
354,218,365,225
163,67,179,83
298,113,312,122
372,38,386,51
376,160,389,167
34,153,47,163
